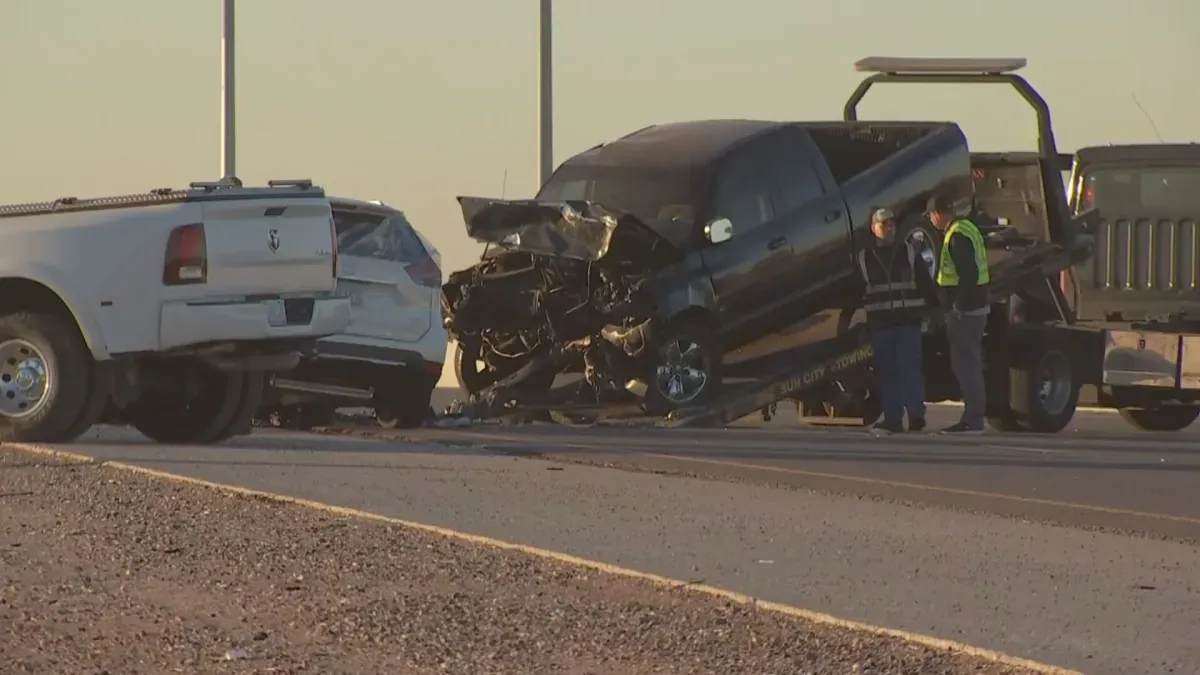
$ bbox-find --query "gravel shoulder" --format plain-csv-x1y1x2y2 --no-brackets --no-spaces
0,447,1050,675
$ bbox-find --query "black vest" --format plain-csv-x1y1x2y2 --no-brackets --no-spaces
857,239,928,325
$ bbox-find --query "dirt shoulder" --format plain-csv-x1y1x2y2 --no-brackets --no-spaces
0,447,1044,675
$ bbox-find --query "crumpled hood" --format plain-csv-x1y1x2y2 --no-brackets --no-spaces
457,196,683,268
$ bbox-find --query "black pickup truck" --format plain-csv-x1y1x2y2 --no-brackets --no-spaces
442,57,1096,432
444,118,968,413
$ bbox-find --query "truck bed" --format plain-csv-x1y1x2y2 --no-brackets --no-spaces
0,178,342,357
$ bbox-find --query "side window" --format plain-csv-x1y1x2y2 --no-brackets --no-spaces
712,155,775,232
555,179,590,201
761,131,827,215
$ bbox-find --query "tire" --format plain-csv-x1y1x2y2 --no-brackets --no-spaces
209,371,265,442
126,361,246,444
1008,331,1078,433
453,339,492,396
0,312,96,443
454,338,554,397
55,360,117,442
1118,406,1200,432
643,318,722,415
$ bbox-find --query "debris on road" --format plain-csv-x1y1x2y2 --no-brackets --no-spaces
0,447,1051,675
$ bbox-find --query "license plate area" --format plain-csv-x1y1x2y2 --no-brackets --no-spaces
266,298,315,327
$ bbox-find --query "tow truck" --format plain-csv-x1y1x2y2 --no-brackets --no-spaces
443,57,1098,432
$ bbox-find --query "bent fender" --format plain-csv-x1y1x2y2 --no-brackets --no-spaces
457,196,683,268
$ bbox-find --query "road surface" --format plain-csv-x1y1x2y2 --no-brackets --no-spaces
12,407,1200,675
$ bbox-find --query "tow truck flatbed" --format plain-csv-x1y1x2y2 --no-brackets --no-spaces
475,235,1091,430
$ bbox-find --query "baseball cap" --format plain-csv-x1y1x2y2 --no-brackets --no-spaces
871,207,895,223
924,191,956,215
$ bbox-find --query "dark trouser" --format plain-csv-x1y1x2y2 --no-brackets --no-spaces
945,311,987,427
868,323,925,425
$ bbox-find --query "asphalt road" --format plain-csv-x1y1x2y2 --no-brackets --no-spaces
415,405,1200,541
15,407,1200,675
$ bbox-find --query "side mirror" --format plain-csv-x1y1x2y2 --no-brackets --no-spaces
704,218,733,244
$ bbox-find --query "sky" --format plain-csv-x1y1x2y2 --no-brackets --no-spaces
2,0,1197,386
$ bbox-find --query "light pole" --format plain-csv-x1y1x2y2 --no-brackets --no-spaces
537,0,553,188
220,0,236,179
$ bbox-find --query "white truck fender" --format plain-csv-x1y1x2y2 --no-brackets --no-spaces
0,264,111,361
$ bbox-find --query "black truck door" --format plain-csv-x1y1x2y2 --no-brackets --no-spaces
757,127,854,319
763,126,859,309
700,134,798,330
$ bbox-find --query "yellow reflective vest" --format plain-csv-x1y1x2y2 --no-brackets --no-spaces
936,218,990,287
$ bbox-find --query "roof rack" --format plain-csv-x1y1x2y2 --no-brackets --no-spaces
190,177,244,191
267,179,315,189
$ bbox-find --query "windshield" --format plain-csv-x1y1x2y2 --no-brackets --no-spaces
1078,165,1200,215
535,165,698,247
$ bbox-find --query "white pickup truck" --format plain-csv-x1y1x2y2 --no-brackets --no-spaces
0,178,351,444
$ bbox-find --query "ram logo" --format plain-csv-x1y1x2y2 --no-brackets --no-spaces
267,228,280,253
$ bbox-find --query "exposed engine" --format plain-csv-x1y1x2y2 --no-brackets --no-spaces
441,250,659,403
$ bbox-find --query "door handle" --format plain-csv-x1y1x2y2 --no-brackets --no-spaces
768,236,787,251
824,209,842,223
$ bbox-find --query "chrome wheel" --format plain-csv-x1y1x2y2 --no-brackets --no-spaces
0,339,51,419
655,338,710,405
1036,352,1072,416
905,228,937,279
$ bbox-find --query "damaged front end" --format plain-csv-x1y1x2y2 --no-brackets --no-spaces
442,197,683,415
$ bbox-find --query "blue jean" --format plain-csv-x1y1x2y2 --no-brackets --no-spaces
869,323,926,425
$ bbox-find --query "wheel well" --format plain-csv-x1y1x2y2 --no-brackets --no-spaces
0,277,88,342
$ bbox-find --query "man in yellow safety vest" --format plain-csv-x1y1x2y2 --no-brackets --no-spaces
926,191,991,434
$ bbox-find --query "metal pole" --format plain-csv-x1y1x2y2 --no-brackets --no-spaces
537,0,553,188
220,0,236,179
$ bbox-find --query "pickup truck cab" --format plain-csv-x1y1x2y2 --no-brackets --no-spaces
0,178,351,443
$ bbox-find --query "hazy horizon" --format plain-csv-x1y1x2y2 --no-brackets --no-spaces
4,0,1196,387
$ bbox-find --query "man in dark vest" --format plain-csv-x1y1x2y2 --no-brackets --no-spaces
858,208,939,435
926,191,991,435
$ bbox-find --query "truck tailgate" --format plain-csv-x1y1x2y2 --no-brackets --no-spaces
200,198,336,296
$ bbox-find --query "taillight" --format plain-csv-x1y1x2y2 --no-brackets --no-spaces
163,223,207,285
405,257,442,288
329,216,339,278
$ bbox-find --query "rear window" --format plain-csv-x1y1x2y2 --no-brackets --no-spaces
1079,166,1200,215
535,165,697,246
333,209,430,264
